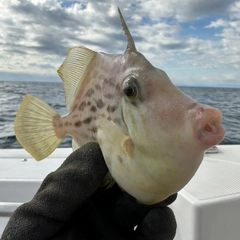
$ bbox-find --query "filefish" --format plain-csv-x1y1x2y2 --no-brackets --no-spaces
14,8,225,204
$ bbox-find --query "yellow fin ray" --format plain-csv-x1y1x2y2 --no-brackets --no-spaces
57,46,97,110
14,94,62,161
72,138,80,151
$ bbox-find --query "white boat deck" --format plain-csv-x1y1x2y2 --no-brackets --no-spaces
173,145,240,240
0,145,240,239
0,148,72,236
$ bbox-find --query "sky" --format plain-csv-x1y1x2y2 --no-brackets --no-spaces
0,0,240,87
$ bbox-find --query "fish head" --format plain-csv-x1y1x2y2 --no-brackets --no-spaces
119,53,225,161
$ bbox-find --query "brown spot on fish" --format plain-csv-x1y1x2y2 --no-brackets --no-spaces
83,117,93,124
115,83,121,92
96,99,105,108
90,105,97,112
85,88,95,97
75,121,82,127
98,74,104,81
89,126,97,133
72,114,78,118
95,84,101,91
87,101,91,106
107,117,111,121
118,155,123,163
107,105,116,112
83,133,89,139
78,102,87,111
104,93,115,99
104,77,115,87
65,122,72,126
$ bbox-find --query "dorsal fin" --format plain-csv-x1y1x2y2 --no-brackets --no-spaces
118,7,136,52
57,46,97,110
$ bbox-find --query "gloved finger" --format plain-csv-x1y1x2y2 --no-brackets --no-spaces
112,193,152,229
135,207,177,240
74,192,135,240
155,193,178,207
112,192,178,229
32,142,108,220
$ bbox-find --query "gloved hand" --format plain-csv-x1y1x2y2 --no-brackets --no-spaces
1,142,177,240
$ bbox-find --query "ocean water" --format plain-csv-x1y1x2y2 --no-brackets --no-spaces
0,81,239,148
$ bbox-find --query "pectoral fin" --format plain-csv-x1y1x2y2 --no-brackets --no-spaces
97,116,134,165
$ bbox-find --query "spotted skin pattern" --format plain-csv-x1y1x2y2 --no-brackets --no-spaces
53,53,126,148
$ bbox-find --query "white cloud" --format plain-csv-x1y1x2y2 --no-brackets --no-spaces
136,0,237,21
205,19,229,28
203,2,240,71
0,0,239,86
229,0,240,18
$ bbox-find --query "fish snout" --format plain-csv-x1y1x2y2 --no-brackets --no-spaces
193,105,225,148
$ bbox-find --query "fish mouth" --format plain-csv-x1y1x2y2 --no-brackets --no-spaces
193,105,225,148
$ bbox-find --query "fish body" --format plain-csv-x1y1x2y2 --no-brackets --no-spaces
14,8,225,204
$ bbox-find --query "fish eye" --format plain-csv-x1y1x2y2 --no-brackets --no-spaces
123,76,139,101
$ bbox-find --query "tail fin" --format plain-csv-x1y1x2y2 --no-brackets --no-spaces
14,94,63,161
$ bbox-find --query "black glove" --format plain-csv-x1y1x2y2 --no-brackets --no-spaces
1,142,177,240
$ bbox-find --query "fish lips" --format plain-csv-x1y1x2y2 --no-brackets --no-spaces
192,105,226,148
